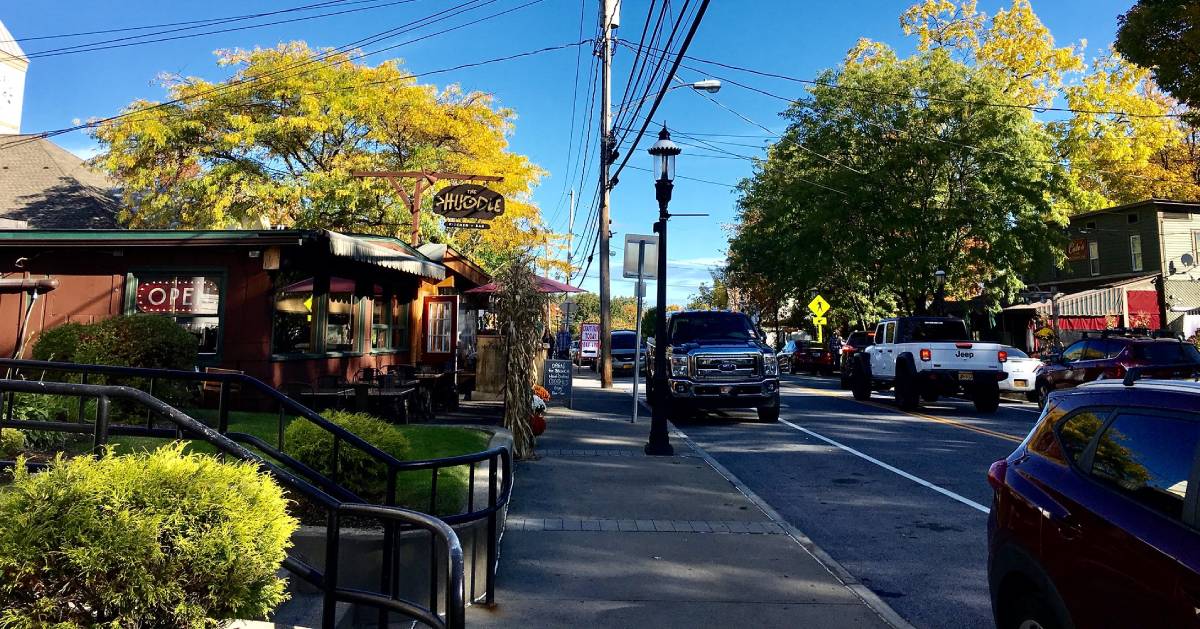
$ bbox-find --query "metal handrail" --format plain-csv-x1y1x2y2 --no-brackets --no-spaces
0,378,466,629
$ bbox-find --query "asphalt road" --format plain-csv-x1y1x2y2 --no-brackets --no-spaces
670,373,1043,629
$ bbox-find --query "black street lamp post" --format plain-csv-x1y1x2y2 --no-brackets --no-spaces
646,126,680,456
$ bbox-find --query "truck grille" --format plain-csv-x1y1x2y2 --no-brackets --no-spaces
693,354,759,381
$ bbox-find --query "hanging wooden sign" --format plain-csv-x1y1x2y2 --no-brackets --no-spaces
432,184,505,220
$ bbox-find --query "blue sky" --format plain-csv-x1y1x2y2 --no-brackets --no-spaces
3,0,1134,303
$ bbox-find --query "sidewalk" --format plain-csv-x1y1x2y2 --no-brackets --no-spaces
466,370,899,628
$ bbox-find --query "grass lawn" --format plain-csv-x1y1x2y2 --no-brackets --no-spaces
95,410,492,517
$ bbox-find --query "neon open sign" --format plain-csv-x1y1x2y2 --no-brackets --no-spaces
135,278,219,315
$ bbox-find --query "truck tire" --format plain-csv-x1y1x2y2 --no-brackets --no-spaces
894,359,920,411
851,355,872,401
756,401,780,423
973,380,1001,413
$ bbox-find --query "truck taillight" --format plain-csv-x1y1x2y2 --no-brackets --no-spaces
998,350,1008,363
919,348,931,361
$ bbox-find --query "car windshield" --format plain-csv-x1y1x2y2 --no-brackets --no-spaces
1003,347,1029,359
668,313,756,344
612,333,637,350
1131,342,1200,364
847,332,873,347
907,319,970,342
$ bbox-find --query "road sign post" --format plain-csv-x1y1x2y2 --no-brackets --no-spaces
808,295,831,345
624,235,656,424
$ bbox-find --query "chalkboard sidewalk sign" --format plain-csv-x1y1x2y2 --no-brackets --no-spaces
543,359,573,409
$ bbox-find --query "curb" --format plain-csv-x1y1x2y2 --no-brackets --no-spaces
638,399,916,629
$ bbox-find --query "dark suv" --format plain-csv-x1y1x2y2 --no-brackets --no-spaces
987,377,1200,629
1034,333,1200,408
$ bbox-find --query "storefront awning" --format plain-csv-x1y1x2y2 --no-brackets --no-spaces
1006,275,1157,317
323,230,445,280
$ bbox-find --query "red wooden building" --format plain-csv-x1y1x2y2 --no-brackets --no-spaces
0,229,489,387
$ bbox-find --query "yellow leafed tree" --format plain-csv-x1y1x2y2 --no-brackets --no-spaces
91,43,559,272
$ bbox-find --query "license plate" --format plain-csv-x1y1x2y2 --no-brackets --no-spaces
811,352,822,357
1014,379,1028,387
721,385,734,395
958,372,974,381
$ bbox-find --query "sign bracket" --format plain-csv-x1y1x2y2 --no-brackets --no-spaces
351,170,504,245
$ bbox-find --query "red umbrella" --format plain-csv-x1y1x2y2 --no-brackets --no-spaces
465,275,585,294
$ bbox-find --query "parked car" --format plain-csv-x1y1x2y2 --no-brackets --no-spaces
997,346,1040,401
1033,332,1200,408
609,330,645,375
838,330,875,389
646,310,780,422
777,339,800,374
987,376,1200,629
850,316,1006,412
791,340,834,375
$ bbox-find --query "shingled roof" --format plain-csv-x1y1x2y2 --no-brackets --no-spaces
0,135,119,229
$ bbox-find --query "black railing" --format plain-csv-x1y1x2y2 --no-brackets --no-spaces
0,377,465,629
0,358,517,625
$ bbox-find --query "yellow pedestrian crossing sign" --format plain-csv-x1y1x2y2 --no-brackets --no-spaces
808,295,830,317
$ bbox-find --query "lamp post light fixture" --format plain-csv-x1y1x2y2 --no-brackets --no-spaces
645,125,681,457
933,269,947,315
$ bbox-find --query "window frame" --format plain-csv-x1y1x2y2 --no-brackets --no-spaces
1063,406,1200,528
1130,234,1143,272
123,268,227,365
1088,240,1100,276
1193,230,1200,261
421,295,458,361
269,275,367,361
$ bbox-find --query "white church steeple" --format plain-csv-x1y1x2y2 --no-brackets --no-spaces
0,19,28,135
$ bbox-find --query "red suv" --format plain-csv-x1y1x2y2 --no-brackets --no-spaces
987,377,1200,629
1034,333,1200,408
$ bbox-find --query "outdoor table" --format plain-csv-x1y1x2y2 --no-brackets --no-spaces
410,372,459,420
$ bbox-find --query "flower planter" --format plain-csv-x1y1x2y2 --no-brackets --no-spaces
530,413,546,436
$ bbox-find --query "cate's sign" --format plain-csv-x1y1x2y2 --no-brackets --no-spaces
1066,238,1088,261
135,278,219,315
432,184,505,220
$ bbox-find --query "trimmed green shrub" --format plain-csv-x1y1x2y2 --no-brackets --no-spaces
285,411,410,501
0,429,23,457
0,445,297,628
75,313,197,371
4,394,81,451
30,321,87,363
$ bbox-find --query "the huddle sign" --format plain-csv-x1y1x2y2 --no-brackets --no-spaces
432,184,505,220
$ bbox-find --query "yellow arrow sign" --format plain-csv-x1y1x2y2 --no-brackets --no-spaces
813,316,827,325
808,295,830,317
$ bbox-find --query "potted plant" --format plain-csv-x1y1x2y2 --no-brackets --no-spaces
530,395,547,436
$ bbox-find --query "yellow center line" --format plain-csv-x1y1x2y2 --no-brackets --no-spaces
786,383,1025,444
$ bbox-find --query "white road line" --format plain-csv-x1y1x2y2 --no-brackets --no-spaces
777,418,992,514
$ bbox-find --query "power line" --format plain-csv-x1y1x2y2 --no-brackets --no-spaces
5,0,539,149
20,0,421,60
1,0,366,42
545,0,590,232
608,0,711,185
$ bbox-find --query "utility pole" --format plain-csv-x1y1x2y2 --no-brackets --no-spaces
597,0,618,388
566,189,575,284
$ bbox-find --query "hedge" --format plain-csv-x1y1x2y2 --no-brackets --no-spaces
284,411,411,502
0,445,297,627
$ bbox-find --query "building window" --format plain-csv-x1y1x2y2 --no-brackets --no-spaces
393,300,410,352
273,277,316,354
131,273,222,355
1193,230,1200,259
325,282,357,353
426,300,453,354
1130,234,1143,272
1088,241,1100,276
372,296,391,350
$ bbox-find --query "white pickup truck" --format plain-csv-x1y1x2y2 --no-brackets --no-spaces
848,317,1008,413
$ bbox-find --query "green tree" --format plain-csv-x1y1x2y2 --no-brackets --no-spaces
1116,1,1200,109
729,48,1069,317
685,269,731,311
91,43,548,272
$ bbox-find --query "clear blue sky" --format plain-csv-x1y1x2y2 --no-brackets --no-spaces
2,0,1135,304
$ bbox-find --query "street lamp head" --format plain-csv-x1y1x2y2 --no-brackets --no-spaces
690,79,721,93
647,125,681,183
935,269,947,288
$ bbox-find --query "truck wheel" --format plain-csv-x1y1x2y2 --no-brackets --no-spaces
756,404,780,423
851,355,872,401
894,360,920,411
972,380,1000,413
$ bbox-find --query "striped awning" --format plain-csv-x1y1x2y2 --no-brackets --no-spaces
323,230,445,280
1011,276,1157,317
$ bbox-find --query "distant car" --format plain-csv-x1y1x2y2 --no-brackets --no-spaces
997,346,1040,401
791,340,834,375
609,330,644,375
838,330,875,388
1034,333,1200,408
987,376,1200,629
777,339,801,373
